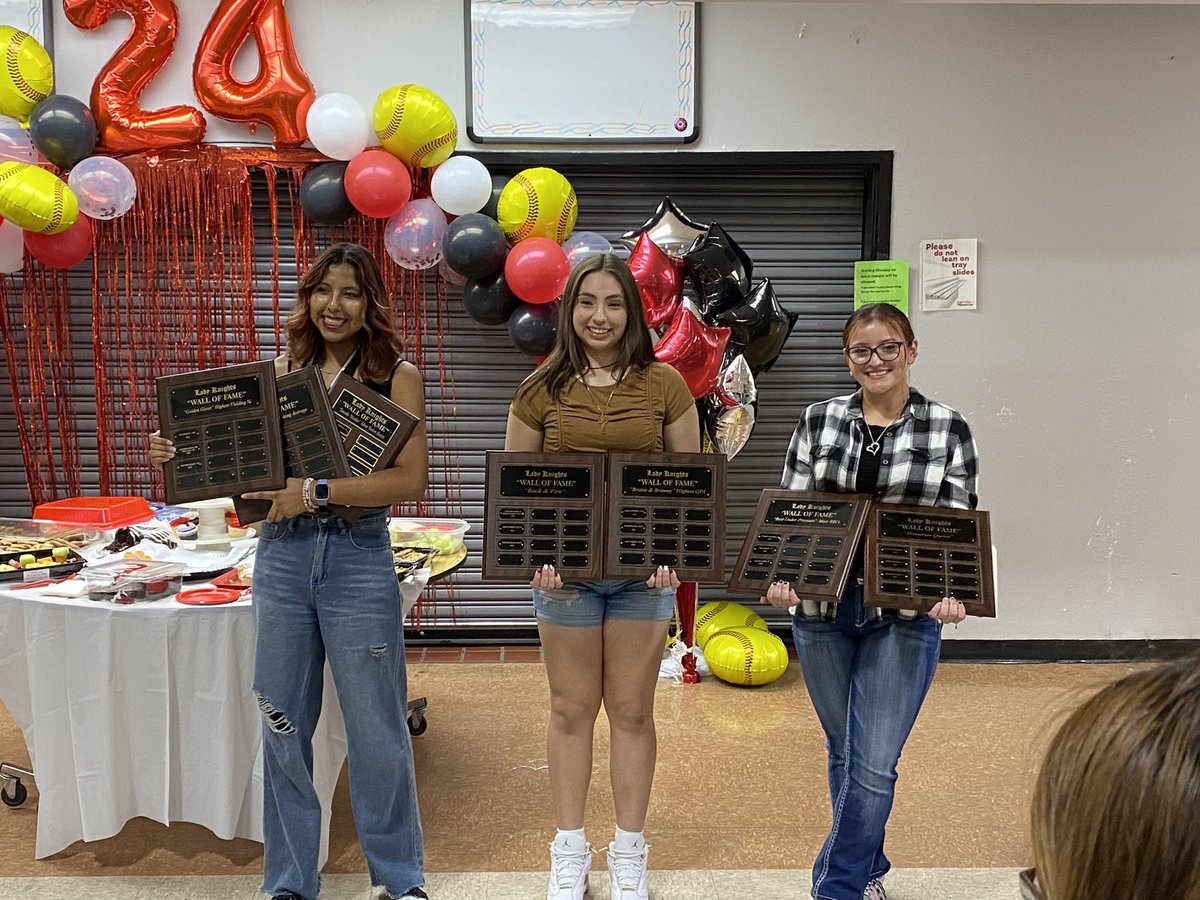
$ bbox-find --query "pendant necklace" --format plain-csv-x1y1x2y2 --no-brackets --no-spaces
862,411,901,456
582,377,619,432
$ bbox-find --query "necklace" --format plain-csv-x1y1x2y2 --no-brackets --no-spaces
581,379,619,432
862,413,901,456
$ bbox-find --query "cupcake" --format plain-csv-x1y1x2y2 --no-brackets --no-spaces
176,521,198,542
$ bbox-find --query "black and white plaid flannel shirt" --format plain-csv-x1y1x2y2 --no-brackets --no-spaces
781,387,979,620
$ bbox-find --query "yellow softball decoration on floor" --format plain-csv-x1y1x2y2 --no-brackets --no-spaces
695,600,769,649
496,167,578,244
0,26,53,126
0,162,78,234
704,626,789,687
372,84,457,168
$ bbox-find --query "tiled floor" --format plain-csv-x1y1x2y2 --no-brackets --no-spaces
0,659,1132,894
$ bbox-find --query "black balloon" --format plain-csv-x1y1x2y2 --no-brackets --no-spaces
480,174,510,221
462,269,520,326
507,302,558,355
712,279,798,370
443,213,508,279
28,95,97,170
299,162,355,226
682,223,753,317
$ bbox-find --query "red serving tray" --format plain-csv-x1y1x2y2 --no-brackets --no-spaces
33,496,154,529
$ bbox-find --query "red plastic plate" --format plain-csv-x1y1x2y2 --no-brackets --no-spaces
175,586,243,606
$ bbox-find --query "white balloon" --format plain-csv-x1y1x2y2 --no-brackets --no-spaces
0,116,36,164
430,155,492,216
68,156,138,220
306,93,371,161
0,219,23,273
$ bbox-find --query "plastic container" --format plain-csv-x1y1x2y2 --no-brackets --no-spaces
0,517,99,543
33,496,154,529
82,560,186,603
387,517,469,556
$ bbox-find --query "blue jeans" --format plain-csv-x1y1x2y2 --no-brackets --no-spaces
532,578,675,627
791,583,941,900
253,510,424,900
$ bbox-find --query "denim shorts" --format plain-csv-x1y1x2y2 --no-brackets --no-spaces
532,579,676,628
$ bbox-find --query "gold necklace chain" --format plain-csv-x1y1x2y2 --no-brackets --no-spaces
581,378,620,432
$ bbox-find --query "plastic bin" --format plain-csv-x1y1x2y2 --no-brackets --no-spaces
387,518,469,555
82,560,186,603
33,496,154,529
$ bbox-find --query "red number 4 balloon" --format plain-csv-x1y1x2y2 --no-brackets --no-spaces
63,0,207,151
192,0,316,147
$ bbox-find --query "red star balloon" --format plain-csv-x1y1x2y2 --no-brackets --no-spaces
627,232,683,329
654,302,731,399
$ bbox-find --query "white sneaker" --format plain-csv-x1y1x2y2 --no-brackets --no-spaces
547,837,591,900
606,841,649,900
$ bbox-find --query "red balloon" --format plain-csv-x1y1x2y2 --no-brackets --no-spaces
627,232,683,328
24,216,93,269
192,0,315,147
64,0,207,151
504,237,570,305
345,149,413,219
654,303,731,399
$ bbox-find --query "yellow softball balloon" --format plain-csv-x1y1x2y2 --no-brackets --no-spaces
704,626,789,687
372,84,457,168
496,167,578,244
695,600,769,649
0,162,78,234
0,26,53,127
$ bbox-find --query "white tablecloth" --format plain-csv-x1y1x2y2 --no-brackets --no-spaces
0,577,425,859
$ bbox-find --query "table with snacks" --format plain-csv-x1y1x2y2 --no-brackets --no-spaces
0,507,462,860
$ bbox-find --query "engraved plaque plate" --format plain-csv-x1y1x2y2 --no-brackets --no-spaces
483,452,605,581
156,361,285,505
603,452,726,582
864,504,995,617
328,373,419,477
729,490,871,600
234,366,354,525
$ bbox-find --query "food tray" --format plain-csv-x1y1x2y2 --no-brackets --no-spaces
388,518,469,555
0,547,87,583
33,496,154,529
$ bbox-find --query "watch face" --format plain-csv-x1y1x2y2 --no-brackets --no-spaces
315,480,330,503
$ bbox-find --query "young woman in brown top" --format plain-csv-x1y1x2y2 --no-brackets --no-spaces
505,253,699,900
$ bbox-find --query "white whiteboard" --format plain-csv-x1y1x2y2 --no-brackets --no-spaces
467,0,698,143
0,0,50,49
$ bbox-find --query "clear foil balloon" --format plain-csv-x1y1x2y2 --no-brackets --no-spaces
0,116,37,163
561,231,612,268
384,199,448,270
68,156,137,220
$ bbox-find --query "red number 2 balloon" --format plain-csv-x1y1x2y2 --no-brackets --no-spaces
192,0,315,147
63,0,207,151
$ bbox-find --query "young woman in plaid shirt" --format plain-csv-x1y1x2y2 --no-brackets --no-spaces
761,303,979,900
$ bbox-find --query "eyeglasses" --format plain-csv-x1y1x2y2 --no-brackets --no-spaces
845,341,905,365
1019,868,1041,900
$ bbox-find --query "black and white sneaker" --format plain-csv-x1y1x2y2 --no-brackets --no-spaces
864,878,887,900
398,890,429,900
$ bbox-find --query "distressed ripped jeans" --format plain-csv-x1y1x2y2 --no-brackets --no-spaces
252,510,424,900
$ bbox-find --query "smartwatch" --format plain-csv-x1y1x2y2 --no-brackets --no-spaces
315,479,331,509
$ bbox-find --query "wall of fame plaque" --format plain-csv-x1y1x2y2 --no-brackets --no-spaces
729,490,871,600
865,504,996,617
156,361,285,505
483,452,605,581
234,366,352,525
604,452,726,582
328,373,419,476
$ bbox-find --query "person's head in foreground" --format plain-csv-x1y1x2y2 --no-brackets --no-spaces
1026,654,1200,900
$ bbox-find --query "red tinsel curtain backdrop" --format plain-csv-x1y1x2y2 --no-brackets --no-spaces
0,147,462,619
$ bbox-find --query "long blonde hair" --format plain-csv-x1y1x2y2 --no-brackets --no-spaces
1030,655,1200,900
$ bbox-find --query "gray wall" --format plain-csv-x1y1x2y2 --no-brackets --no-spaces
49,2,1200,639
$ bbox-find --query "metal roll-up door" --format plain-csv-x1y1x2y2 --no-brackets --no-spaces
0,151,891,638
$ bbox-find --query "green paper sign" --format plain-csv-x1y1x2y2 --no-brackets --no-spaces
854,260,909,314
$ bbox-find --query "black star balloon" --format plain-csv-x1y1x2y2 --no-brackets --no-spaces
712,279,798,370
620,196,708,257
682,223,753,317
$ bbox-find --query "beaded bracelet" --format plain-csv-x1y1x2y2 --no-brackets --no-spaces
301,477,316,513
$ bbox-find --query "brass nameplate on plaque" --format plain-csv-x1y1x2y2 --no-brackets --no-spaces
603,452,726,582
864,504,995,617
156,360,285,505
234,366,354,525
729,490,871,600
328,373,419,477
482,452,605,581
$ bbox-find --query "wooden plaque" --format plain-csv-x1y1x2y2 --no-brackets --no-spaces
729,490,871,600
328,373,419,477
233,366,352,525
482,452,605,582
603,452,726,582
156,361,285,505
864,504,996,618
